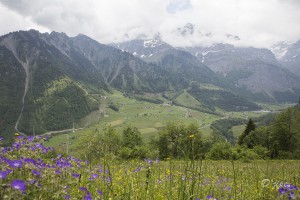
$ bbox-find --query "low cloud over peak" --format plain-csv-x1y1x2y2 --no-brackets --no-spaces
0,0,299,48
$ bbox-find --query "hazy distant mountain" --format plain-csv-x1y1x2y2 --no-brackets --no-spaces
114,35,300,103
111,33,173,59
275,40,300,78
183,44,300,96
112,38,261,112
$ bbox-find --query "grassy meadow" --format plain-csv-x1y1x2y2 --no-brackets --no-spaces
0,135,299,199
46,90,221,153
46,90,280,154
1,91,299,199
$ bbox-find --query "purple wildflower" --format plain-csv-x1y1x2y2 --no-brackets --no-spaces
147,158,153,165
289,191,296,199
0,170,10,179
27,136,35,142
133,166,141,173
11,180,26,193
97,189,103,195
279,187,286,195
89,174,98,180
207,195,218,200
284,184,298,191
71,173,81,178
32,170,41,176
80,187,88,192
278,183,298,199
65,195,71,199
107,177,111,183
9,160,23,168
84,193,92,200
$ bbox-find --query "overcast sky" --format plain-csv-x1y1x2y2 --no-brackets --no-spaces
0,0,300,48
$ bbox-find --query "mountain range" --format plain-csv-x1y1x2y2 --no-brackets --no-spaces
112,33,300,102
0,29,299,138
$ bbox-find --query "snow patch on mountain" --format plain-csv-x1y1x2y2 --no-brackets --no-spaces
144,39,163,48
270,42,293,59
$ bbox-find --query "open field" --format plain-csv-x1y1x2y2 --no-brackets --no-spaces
46,90,220,152
46,90,293,154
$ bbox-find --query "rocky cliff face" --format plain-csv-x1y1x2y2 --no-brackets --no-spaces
183,44,300,94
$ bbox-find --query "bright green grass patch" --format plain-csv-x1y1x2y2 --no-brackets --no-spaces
140,128,158,134
232,125,245,138
175,90,202,107
108,119,124,126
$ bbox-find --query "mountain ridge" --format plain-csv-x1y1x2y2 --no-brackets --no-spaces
112,35,300,102
0,30,298,140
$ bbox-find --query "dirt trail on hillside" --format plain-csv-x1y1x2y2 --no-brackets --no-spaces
14,60,29,136
1,37,30,136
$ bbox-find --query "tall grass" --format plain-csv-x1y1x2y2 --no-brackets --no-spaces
0,136,299,199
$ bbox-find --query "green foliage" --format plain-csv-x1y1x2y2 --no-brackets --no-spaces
241,106,300,159
252,145,270,159
119,126,147,159
238,118,256,146
19,79,99,133
157,123,203,159
122,126,143,148
207,143,260,161
0,47,25,140
77,126,121,163
77,126,154,161
206,142,232,160
242,127,271,149
108,101,119,111
230,146,260,162
211,118,246,143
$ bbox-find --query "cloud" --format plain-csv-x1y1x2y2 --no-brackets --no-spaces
0,3,49,35
0,0,299,48
161,0,300,47
166,0,192,14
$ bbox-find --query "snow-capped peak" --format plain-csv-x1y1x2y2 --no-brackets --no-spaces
270,41,293,60
143,33,163,48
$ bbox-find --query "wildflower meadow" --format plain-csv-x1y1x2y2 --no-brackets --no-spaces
0,135,299,199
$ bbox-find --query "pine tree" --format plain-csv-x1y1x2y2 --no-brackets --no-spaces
238,118,256,145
